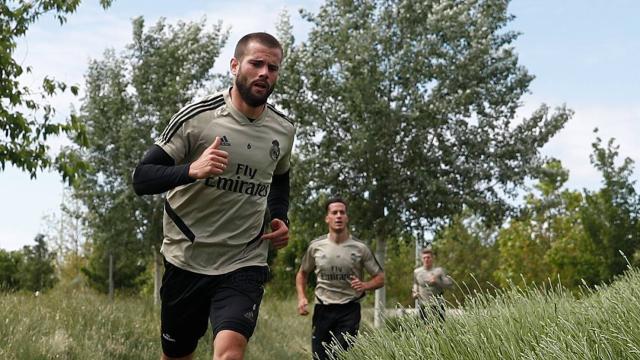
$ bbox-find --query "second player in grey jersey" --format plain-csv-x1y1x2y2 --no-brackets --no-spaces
296,197,384,360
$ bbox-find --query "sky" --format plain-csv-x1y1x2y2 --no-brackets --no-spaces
1,0,638,251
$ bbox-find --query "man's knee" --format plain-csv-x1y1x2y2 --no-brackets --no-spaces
213,330,248,360
214,349,244,360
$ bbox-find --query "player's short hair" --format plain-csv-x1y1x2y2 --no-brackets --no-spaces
234,32,283,60
421,247,434,255
325,197,348,213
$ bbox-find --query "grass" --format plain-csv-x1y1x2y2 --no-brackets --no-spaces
0,287,158,359
0,286,312,360
338,267,640,360
1,269,640,359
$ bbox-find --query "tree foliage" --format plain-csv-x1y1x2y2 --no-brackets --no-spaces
41,187,85,262
70,17,229,292
0,249,21,290
16,234,58,291
0,0,113,181
434,213,500,304
275,0,572,307
581,133,639,280
494,160,588,287
0,234,57,292
460,138,638,292
280,0,571,243
381,237,416,306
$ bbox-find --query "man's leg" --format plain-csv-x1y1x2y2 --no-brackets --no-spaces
311,304,334,360
432,303,445,322
331,302,361,354
213,330,248,360
210,266,268,360
160,260,211,359
418,304,429,323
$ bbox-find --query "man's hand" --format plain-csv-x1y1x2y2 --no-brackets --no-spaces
261,218,289,250
350,275,367,292
297,297,309,316
188,136,229,179
428,274,438,285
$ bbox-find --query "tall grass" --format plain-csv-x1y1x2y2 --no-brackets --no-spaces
2,269,640,359
0,287,158,359
0,287,311,359
338,267,640,360
246,295,311,359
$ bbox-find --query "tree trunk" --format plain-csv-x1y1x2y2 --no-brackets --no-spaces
153,248,162,306
108,252,114,302
374,235,387,328
415,236,421,309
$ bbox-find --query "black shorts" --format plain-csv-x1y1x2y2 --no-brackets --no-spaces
419,303,445,323
312,302,361,360
160,260,269,358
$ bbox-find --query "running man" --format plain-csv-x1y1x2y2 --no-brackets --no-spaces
296,197,384,360
412,247,453,323
133,32,295,360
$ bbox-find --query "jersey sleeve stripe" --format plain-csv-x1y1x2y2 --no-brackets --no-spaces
267,103,294,125
159,95,224,144
159,95,222,142
161,99,225,144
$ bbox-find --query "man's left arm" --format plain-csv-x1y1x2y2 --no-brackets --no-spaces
267,170,289,225
350,271,384,292
367,272,385,290
261,170,290,249
439,268,453,289
351,246,385,292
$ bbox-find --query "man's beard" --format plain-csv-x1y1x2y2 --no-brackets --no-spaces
235,74,275,107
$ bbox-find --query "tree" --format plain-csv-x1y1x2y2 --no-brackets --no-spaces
0,0,113,182
434,213,500,304
16,234,57,291
41,186,85,260
70,17,229,294
277,0,571,324
493,160,599,288
580,133,639,281
0,249,21,291
41,185,90,286
381,236,415,307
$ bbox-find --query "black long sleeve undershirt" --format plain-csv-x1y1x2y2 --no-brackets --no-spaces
132,145,195,195
133,145,291,226
267,170,290,225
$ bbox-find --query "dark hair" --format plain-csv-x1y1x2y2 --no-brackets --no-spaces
234,32,283,60
325,197,348,213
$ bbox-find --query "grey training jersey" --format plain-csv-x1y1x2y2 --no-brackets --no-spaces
156,88,295,275
300,235,383,305
413,266,452,305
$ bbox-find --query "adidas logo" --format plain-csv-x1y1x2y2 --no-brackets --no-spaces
243,311,255,322
220,135,231,146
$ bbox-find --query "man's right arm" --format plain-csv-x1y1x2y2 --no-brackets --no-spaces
133,136,228,196
437,268,453,289
295,270,310,315
132,145,195,196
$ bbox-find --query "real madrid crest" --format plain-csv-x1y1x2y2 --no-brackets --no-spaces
270,139,280,160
